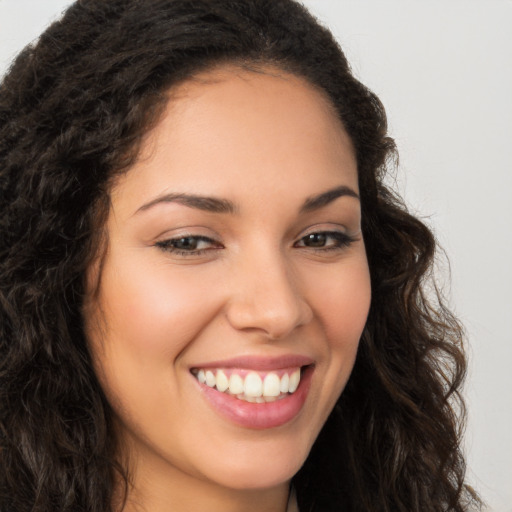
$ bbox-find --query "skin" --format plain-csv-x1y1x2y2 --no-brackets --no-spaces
84,66,372,512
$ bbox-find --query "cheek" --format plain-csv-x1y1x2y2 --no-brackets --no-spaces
308,256,371,348
295,254,371,432
84,257,226,437
95,257,223,360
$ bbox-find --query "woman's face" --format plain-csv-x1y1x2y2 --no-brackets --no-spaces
85,67,371,497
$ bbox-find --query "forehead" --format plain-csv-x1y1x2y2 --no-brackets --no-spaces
110,65,358,214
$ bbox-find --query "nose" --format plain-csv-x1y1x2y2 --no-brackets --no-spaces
224,250,313,340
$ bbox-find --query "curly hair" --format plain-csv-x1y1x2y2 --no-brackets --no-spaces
0,0,479,511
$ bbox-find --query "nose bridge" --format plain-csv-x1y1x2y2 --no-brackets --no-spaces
225,243,312,339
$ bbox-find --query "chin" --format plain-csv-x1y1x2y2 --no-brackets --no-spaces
196,437,311,491
210,462,300,491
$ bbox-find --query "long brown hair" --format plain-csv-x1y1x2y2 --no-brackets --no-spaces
0,1,479,510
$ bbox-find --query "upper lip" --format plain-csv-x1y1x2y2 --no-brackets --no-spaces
190,354,314,371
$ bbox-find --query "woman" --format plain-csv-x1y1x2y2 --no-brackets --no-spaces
0,1,480,511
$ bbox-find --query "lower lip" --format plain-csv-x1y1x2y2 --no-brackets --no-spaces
196,366,313,430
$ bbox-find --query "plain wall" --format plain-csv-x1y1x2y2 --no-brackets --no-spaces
1,1,511,510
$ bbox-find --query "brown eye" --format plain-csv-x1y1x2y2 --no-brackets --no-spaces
155,235,222,255
303,233,327,247
295,231,356,251
172,237,201,250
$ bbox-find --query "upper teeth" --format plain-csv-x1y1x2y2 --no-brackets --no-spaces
194,368,301,402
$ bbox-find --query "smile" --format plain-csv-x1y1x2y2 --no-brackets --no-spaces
192,368,301,403
190,357,314,429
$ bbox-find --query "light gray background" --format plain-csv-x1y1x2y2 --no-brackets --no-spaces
1,1,511,510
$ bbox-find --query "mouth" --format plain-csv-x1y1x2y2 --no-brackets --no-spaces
190,359,314,429
191,367,302,403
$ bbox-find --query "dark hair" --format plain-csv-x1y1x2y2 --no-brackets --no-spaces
0,1,479,510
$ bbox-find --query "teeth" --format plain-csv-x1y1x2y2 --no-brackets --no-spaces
263,373,281,397
279,373,289,393
193,367,303,402
228,374,244,395
244,372,263,397
205,370,216,388
216,370,229,392
289,369,300,393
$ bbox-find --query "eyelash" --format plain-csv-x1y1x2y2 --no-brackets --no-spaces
294,231,356,252
155,235,220,257
155,230,356,257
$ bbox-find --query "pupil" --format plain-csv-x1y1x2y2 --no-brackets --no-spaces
175,237,197,250
306,233,326,247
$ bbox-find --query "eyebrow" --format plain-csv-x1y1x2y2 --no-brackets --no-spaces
135,185,359,216
300,185,359,213
136,193,237,215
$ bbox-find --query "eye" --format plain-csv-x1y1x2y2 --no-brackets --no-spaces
294,231,356,251
155,235,221,256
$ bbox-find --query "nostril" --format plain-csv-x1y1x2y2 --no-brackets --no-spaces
224,262,313,339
